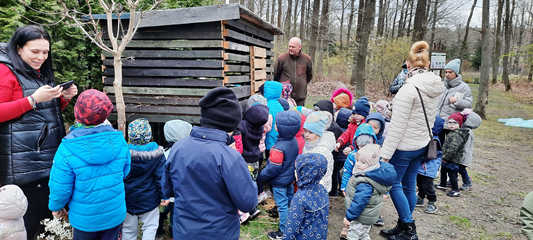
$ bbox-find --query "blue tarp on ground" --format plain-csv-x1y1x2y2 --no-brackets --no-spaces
497,118,533,128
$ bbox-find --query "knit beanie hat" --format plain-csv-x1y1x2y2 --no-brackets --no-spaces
445,59,461,75
164,120,192,143
281,81,293,100
74,89,113,126
356,144,381,169
448,112,465,127
278,98,290,111
128,118,152,145
303,111,329,137
199,87,242,132
332,93,351,109
353,96,370,117
374,100,388,114
248,94,267,107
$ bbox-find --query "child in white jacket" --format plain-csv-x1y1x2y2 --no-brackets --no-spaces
0,184,28,240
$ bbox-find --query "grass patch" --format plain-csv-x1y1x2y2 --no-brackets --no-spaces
239,204,279,240
508,190,527,198
449,215,471,230
470,172,495,186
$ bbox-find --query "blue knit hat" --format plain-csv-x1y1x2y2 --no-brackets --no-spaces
353,96,370,117
445,59,461,75
128,118,152,145
303,112,329,137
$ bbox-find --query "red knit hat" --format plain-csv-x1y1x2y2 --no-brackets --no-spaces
74,89,113,126
448,112,465,127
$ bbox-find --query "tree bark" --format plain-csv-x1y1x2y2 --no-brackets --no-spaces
502,0,513,91
459,0,477,72
391,0,399,37
492,0,504,84
513,5,525,75
377,0,386,36
277,0,282,30
340,0,346,50
248,0,255,12
284,0,293,40
350,0,376,95
271,0,276,26
316,0,329,81
293,0,299,37
356,0,366,37
474,0,491,119
309,0,321,63
429,0,438,51
406,0,414,37
300,0,306,38
413,0,427,41
346,0,356,45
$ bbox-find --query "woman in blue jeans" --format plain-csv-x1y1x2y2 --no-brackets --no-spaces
378,41,445,240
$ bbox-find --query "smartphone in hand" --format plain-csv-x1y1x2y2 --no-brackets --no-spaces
58,81,74,90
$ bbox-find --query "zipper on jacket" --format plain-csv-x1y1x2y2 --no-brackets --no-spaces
37,123,49,153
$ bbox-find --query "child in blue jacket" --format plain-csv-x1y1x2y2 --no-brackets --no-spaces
416,115,444,214
283,153,329,240
48,89,131,238
331,107,353,198
123,118,169,240
264,81,284,151
259,110,301,240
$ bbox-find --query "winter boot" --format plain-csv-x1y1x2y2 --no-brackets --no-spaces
387,220,418,240
379,218,402,237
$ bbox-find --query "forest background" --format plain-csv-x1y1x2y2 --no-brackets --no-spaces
1,0,532,123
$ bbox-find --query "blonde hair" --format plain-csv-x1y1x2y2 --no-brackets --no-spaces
407,41,429,68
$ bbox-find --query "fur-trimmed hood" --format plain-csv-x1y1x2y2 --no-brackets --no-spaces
331,88,354,107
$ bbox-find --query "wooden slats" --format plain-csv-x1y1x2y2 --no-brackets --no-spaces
223,41,250,53
224,53,250,63
103,59,223,68
103,68,224,78
223,29,274,49
225,75,250,83
105,86,211,96
253,47,267,58
225,65,250,72
224,19,275,41
103,50,224,59
254,59,266,69
102,22,222,40
254,69,267,80
104,40,223,49
230,85,251,99
103,77,223,87
108,113,201,124
254,80,265,92
109,95,201,106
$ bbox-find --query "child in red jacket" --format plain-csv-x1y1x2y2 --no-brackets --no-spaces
335,97,371,156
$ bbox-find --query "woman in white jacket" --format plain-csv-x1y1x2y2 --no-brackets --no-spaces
0,184,28,240
379,41,445,240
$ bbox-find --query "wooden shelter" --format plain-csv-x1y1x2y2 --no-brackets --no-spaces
101,4,283,125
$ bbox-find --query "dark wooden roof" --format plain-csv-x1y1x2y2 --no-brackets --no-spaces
92,4,283,35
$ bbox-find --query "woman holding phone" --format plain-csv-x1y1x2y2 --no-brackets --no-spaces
0,25,77,239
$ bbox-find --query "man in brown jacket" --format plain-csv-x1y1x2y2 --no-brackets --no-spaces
273,37,313,106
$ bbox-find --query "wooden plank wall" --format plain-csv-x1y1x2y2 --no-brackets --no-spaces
102,19,275,128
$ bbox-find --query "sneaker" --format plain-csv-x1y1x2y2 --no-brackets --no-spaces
447,190,460,197
267,230,283,240
239,210,250,224
374,215,384,226
425,201,438,214
329,192,338,199
416,197,424,207
435,184,447,191
258,192,268,204
250,208,261,219
460,183,472,191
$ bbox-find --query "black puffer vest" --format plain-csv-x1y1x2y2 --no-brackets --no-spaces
0,44,65,186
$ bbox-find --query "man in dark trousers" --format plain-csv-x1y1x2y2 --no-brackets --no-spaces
273,37,313,106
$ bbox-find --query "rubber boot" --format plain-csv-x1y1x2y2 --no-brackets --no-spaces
387,220,418,240
379,218,402,237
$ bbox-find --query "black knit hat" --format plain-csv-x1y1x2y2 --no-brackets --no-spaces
199,87,242,132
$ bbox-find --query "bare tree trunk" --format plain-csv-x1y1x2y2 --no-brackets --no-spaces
406,0,414,37
309,0,321,63
293,0,299,37
429,0,438,51
474,0,491,119
502,0,513,91
306,0,312,40
277,0,282,31
398,0,407,37
300,0,306,38
350,0,376,94
377,0,386,36
284,0,293,40
529,1,533,82
271,0,276,25
316,0,329,81
346,0,356,45
356,0,366,37
513,6,525,75
384,0,391,37
459,0,477,72
413,0,427,41
492,0,504,84
266,0,270,22
391,0,399,37
340,0,346,50
248,0,255,12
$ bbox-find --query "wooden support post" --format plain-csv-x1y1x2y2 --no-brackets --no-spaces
249,46,255,96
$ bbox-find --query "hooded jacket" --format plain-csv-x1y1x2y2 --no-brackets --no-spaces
48,125,131,232
264,81,285,150
460,111,481,167
282,153,329,240
335,108,352,163
437,75,473,130
381,71,445,160
125,142,166,215
389,68,408,94
295,113,306,154
314,100,343,139
259,111,301,188
418,116,444,179
0,184,27,240
303,130,336,193
340,124,378,191
442,128,470,165
162,126,257,240
366,112,386,146
344,162,396,225
240,104,269,163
